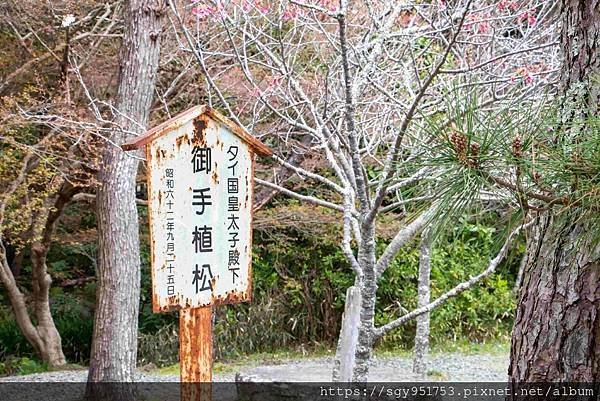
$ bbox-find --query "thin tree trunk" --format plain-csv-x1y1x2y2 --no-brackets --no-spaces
352,226,378,382
86,0,164,397
509,0,600,384
413,228,432,375
27,183,79,366
30,243,67,366
513,248,528,294
0,181,77,367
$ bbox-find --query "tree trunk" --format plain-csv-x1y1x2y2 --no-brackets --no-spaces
509,213,600,381
0,246,61,362
413,229,432,376
86,0,164,396
30,243,67,366
0,181,78,367
351,227,378,382
509,0,600,383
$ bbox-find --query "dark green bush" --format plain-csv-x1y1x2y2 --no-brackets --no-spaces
0,204,521,367
376,221,517,348
0,311,33,361
47,283,95,363
138,324,179,367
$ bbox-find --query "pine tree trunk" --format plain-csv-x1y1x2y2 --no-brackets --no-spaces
413,229,432,375
86,0,164,397
509,213,600,381
508,0,600,383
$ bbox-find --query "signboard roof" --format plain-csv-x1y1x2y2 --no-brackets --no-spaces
122,105,272,157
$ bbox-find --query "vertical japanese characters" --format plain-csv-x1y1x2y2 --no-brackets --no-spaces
191,145,214,293
226,145,241,284
147,114,254,311
165,168,176,296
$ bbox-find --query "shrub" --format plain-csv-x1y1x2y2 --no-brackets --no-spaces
0,356,48,376
138,324,179,368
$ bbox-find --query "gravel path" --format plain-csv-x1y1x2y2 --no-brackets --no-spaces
0,352,508,383
0,354,508,400
236,353,508,382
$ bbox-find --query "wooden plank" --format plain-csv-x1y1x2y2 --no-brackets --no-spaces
146,115,253,311
180,306,212,401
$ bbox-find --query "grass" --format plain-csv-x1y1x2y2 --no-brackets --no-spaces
425,369,447,379
376,338,509,358
0,357,49,376
157,346,337,375
153,339,510,376
430,337,510,355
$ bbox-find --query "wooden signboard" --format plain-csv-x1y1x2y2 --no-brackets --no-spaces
122,106,271,400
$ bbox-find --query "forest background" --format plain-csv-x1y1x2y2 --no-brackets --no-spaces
0,0,568,376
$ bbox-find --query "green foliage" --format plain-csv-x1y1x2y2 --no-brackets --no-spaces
0,284,95,365
417,86,600,242
214,296,296,360
0,202,521,368
0,310,33,360
138,324,179,368
210,209,521,360
0,357,49,376
50,287,95,364
376,218,517,349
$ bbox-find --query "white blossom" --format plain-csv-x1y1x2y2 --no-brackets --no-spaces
61,14,76,28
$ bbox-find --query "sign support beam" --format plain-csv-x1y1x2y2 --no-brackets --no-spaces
180,306,212,401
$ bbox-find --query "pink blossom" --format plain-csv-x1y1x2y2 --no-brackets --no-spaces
498,0,519,11
258,4,270,14
320,0,337,12
267,75,283,89
283,6,299,21
192,5,215,18
477,21,489,34
467,13,490,34
214,4,228,18
524,74,534,85
519,11,536,26
514,66,535,85
250,87,263,97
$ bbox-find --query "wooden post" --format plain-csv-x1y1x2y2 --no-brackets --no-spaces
180,306,212,401
332,286,361,381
